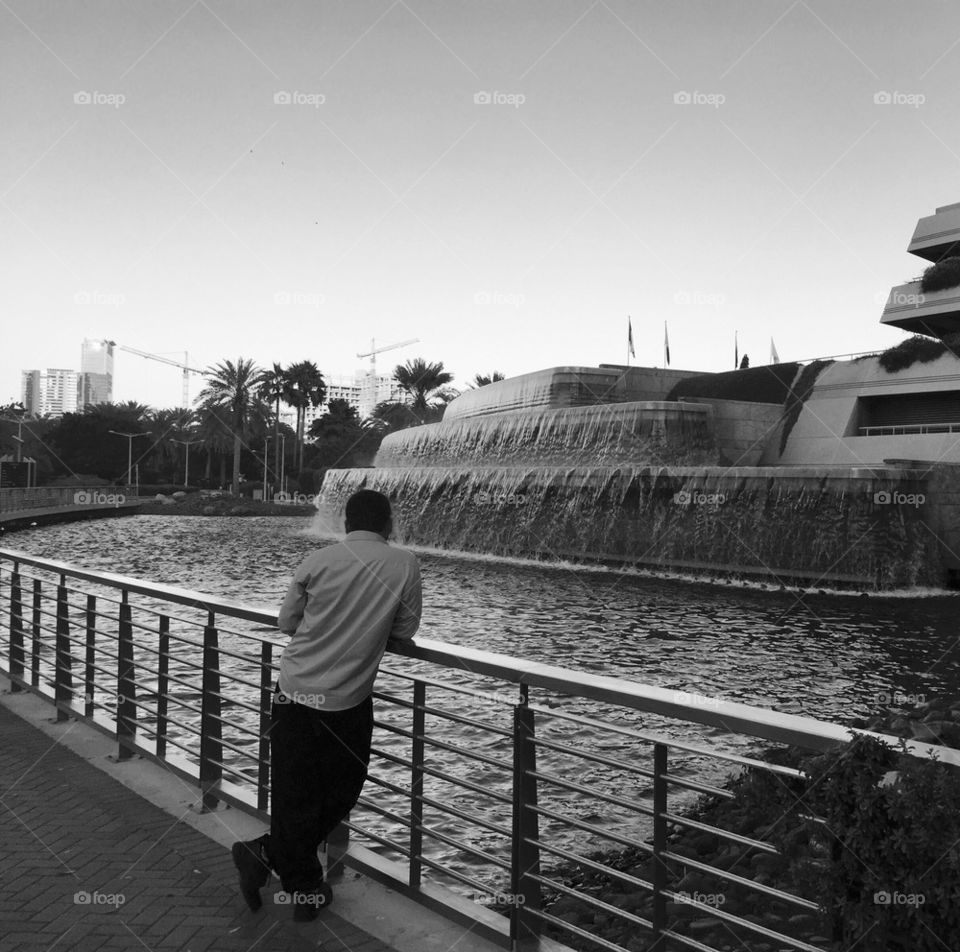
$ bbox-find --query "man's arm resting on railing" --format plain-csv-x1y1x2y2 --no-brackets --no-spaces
277,573,307,634
388,561,422,643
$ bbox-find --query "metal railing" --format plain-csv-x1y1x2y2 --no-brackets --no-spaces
2,547,957,952
859,422,960,436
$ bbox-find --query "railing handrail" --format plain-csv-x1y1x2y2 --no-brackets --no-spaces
3,546,957,768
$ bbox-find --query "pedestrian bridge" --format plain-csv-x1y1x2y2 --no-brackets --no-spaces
1,548,956,952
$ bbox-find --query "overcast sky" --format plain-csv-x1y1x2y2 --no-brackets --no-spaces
3,0,960,409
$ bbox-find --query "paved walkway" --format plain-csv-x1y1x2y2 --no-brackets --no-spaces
0,703,396,952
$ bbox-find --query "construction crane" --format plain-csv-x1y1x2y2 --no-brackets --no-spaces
356,338,420,379
106,341,206,408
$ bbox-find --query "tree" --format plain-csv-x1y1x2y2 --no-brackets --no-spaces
305,399,381,473
393,359,455,415
739,354,750,369
46,403,150,482
258,362,287,488
196,358,268,495
282,361,326,474
468,371,505,388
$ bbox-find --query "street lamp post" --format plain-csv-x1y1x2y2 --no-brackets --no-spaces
109,430,151,489
171,439,199,488
262,436,271,500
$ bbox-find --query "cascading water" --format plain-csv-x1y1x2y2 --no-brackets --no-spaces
317,378,943,589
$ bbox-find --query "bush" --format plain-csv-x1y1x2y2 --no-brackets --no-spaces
735,735,960,951
878,336,947,373
920,257,960,293
668,362,802,404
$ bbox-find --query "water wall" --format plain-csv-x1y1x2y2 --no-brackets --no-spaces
375,402,718,469
319,465,943,589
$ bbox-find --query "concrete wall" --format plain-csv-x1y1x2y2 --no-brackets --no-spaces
683,398,784,466
775,353,960,466
445,365,704,421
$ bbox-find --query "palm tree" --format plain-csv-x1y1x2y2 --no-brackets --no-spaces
148,407,195,482
393,359,455,415
468,371,505,388
282,361,326,473
196,358,267,494
258,362,287,487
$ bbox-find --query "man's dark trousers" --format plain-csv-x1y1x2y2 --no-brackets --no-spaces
268,691,374,893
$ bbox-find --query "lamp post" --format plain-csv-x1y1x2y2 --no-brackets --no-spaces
262,436,271,500
280,433,286,495
109,430,151,489
171,439,199,488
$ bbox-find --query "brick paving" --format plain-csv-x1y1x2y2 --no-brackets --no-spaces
0,704,397,952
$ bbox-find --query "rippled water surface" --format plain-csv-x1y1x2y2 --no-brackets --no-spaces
7,514,960,891
10,514,960,714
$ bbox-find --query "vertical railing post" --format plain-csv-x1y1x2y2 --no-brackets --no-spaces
8,567,24,692
409,680,426,888
510,682,542,947
156,615,170,759
198,611,223,812
651,742,669,950
115,592,137,760
257,640,272,812
54,576,73,721
84,594,96,717
31,579,41,688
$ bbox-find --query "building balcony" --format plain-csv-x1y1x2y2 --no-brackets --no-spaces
908,201,960,262
880,281,960,337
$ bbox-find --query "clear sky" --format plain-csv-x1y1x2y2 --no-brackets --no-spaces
3,0,960,409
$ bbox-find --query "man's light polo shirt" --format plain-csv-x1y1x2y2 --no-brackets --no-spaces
277,530,422,710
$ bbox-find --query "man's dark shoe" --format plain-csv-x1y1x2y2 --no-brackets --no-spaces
291,881,333,921
232,839,272,912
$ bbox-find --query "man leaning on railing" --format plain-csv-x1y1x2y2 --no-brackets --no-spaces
232,489,422,920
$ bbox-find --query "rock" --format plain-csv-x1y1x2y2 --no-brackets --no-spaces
172,491,186,500
155,493,167,501
202,506,216,516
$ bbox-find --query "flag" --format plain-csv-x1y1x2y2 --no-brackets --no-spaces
770,337,780,364
628,316,636,359
734,330,738,369
664,321,671,366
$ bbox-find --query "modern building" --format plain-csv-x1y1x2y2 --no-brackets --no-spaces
79,338,114,406
279,370,413,431
21,369,80,418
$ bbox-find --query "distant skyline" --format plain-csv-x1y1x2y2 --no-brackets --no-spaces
4,1,960,409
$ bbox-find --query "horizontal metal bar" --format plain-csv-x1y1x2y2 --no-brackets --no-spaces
370,747,514,804
527,874,653,932
529,803,654,853
533,839,653,893
363,775,512,839
661,812,778,854
661,850,819,911
412,823,511,872
531,908,633,952
375,721,512,772
660,889,826,952
525,767,655,818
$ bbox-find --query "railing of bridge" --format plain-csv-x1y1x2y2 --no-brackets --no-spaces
1,547,956,952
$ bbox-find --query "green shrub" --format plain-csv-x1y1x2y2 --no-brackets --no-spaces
878,336,946,373
920,256,960,293
734,735,960,950
778,359,832,455
668,362,801,404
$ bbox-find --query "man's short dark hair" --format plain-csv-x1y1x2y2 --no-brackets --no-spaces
345,490,392,533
